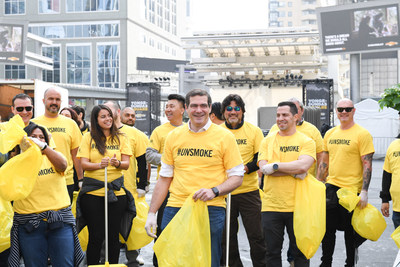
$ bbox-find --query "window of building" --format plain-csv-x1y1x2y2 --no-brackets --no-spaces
39,0,60,13
288,2,292,7
67,45,91,85
29,22,119,39
302,9,315,16
278,21,283,27
66,0,119,12
42,45,60,83
157,42,162,50
278,2,285,7
270,11,278,20
5,0,25,14
288,21,293,27
279,11,285,17
5,64,25,79
302,0,316,4
97,43,119,88
288,11,292,17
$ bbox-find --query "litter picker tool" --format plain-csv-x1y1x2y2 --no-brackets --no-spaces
225,193,231,267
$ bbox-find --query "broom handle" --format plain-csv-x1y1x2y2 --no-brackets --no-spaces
104,167,109,263
225,193,231,267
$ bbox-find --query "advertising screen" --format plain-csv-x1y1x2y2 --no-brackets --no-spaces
317,0,400,55
0,20,27,63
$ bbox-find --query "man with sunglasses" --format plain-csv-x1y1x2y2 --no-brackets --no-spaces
32,88,83,203
219,94,266,267
317,98,374,267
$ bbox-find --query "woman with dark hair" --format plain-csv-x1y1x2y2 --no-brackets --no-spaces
9,123,84,267
76,104,133,265
60,107,79,126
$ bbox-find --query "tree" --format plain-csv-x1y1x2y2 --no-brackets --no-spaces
378,84,400,112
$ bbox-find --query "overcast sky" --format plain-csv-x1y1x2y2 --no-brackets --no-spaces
190,0,269,31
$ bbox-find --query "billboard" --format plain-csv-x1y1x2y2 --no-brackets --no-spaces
303,79,334,126
317,0,400,55
0,19,27,63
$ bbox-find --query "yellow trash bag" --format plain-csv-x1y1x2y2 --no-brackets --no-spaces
293,175,326,259
337,188,360,212
153,194,211,267
71,191,89,252
0,141,43,201
0,197,13,253
0,115,26,153
352,204,386,241
119,192,153,250
391,226,400,249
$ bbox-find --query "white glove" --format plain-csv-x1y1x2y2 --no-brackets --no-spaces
145,212,157,238
293,173,307,180
29,137,47,150
145,185,150,193
78,180,83,189
359,190,368,208
261,164,275,175
137,189,146,198
20,136,31,152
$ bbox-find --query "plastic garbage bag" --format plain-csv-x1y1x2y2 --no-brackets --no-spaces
153,194,211,267
352,203,386,241
391,226,400,249
71,191,89,252
0,197,13,253
0,115,26,153
337,187,360,212
120,192,153,250
0,141,42,201
294,175,326,259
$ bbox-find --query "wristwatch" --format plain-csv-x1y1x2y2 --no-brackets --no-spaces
211,187,219,197
273,163,279,172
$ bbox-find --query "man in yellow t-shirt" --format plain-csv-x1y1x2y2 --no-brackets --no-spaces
317,98,374,267
145,93,185,267
220,94,266,267
268,98,323,177
145,89,244,267
258,101,315,267
32,88,83,203
381,139,400,229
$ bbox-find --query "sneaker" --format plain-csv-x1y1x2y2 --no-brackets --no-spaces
137,255,144,265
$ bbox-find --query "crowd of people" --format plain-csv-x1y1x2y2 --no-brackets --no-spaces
0,87,399,267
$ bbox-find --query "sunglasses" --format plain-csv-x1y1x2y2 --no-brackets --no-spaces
226,106,241,112
337,107,354,113
15,106,33,112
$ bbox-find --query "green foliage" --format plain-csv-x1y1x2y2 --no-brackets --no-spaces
378,84,400,112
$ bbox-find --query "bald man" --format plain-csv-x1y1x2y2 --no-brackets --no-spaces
121,107,136,127
32,88,83,202
317,98,375,267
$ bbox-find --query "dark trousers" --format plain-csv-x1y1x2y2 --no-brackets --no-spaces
262,211,309,267
0,249,9,267
221,190,266,267
321,184,365,267
80,194,127,265
153,192,169,267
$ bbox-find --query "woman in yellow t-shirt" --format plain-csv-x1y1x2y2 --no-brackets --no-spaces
77,104,132,265
10,123,84,267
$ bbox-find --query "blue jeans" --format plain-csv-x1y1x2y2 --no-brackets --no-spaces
162,206,226,267
18,220,74,267
393,211,400,229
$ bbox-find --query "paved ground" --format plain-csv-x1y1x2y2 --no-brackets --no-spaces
119,159,399,267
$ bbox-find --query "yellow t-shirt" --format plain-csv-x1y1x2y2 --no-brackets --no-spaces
221,121,264,195
119,125,147,194
32,115,82,185
77,132,132,196
258,131,316,212
383,139,400,211
149,122,184,178
323,124,375,192
269,121,323,176
13,155,70,214
162,124,243,208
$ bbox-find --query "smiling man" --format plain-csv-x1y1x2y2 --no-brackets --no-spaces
258,101,315,267
317,98,374,267
220,94,266,267
32,88,83,202
145,89,244,267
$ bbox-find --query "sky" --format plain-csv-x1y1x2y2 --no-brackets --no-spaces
190,0,269,31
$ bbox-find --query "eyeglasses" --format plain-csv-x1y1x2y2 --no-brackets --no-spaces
226,106,241,112
337,107,354,113
15,106,33,112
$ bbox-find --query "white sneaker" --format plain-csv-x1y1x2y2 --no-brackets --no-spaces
136,255,144,265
